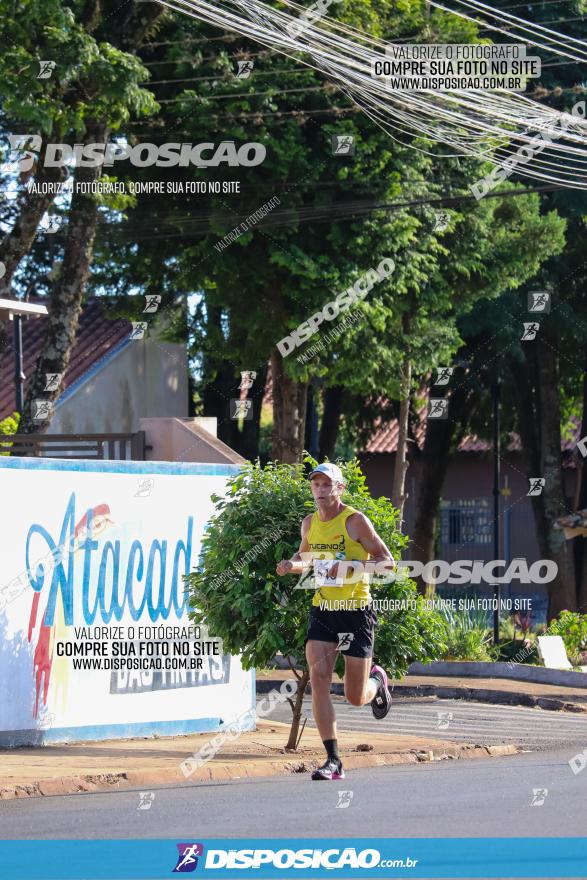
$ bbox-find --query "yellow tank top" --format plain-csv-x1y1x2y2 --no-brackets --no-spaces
307,505,371,610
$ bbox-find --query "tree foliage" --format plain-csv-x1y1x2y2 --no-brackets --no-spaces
185,456,447,686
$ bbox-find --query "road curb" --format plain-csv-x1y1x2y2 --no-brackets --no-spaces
271,657,587,688
256,679,587,713
407,661,587,688
395,684,587,712
0,743,518,801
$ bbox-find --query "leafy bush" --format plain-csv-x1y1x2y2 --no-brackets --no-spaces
185,455,447,746
499,615,516,644
497,638,540,665
0,412,19,454
439,607,495,661
552,610,587,665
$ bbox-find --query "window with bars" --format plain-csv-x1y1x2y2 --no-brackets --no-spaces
440,498,492,545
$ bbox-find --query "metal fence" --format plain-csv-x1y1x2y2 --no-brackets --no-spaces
0,432,146,461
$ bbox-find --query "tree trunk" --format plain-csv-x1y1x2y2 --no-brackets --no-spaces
119,1,168,51
510,343,577,618
240,362,268,460
0,138,69,299
200,304,266,459
270,347,308,463
202,360,240,449
200,304,239,449
285,667,310,750
536,340,577,618
19,120,109,434
576,343,587,612
411,379,475,595
0,2,167,377
0,136,69,353
391,360,412,526
0,0,165,324
577,529,587,614
318,385,343,460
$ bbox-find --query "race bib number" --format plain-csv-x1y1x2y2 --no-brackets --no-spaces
313,558,344,587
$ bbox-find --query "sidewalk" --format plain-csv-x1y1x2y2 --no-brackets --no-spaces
4,668,577,803
257,669,587,712
0,718,516,802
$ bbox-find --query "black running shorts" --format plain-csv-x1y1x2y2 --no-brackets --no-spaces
305,603,377,658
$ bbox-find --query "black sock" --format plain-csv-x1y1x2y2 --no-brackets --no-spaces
323,738,340,764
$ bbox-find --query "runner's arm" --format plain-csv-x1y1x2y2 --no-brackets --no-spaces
354,513,394,565
328,513,395,581
275,515,313,576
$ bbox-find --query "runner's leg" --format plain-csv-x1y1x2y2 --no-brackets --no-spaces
343,655,378,706
306,638,338,740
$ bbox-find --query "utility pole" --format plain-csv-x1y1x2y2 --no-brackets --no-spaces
0,298,48,415
492,373,501,645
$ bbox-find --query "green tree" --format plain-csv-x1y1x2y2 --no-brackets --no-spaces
185,455,446,749
294,169,566,526
0,410,19,454
0,0,165,430
427,0,587,619
408,187,566,590
83,0,477,465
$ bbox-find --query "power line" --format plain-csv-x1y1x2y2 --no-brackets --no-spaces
529,85,587,96
137,75,586,106
143,13,587,44
152,85,330,102
138,43,586,71
140,48,278,65
477,14,586,33
542,58,587,66
141,55,585,75
485,14,586,24
143,68,311,83
141,34,243,47
127,87,586,129
89,183,567,245
136,21,587,80
127,105,356,123
499,0,587,7
32,181,564,249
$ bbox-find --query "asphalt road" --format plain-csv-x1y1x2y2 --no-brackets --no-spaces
269,695,587,751
1,697,587,851
1,748,586,839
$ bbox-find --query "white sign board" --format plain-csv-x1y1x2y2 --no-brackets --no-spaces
537,635,573,670
0,458,254,746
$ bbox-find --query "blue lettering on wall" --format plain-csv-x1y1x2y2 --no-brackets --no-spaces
25,493,193,626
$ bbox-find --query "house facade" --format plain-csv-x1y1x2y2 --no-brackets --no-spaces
359,430,578,625
0,300,189,432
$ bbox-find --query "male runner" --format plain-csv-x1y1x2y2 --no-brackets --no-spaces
276,462,394,781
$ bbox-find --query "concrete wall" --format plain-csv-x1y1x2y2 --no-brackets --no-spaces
140,418,246,464
358,450,577,622
0,457,253,746
48,339,188,435
358,450,562,564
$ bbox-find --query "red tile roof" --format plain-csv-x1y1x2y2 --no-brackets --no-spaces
364,403,427,454
363,410,579,455
0,299,132,421
262,367,581,455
